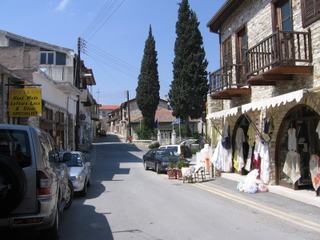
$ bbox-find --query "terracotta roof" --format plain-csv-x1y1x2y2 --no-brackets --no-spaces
99,105,119,110
131,107,199,123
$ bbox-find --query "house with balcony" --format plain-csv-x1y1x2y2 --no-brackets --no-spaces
0,30,97,151
206,0,320,195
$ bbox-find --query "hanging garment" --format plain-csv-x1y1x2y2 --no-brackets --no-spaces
211,126,222,148
263,117,274,141
316,122,320,139
283,150,301,184
211,139,232,172
245,146,253,171
309,154,320,191
234,128,245,171
288,128,297,151
221,121,231,149
247,124,255,147
259,142,270,184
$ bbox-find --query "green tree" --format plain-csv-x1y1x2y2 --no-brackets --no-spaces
169,0,208,136
136,25,160,131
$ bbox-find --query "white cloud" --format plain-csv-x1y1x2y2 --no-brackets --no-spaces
56,0,71,11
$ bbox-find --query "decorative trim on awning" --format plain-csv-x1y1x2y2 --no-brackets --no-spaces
241,89,304,113
206,106,240,120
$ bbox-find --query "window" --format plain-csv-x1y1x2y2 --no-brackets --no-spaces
56,52,66,65
40,51,66,65
301,0,320,27
222,37,232,67
273,0,292,31
40,52,54,64
280,2,292,30
9,39,23,47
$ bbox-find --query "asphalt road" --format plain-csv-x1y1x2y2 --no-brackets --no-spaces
4,133,320,239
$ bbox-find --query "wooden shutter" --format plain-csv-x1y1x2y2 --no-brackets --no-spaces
222,38,232,67
302,0,320,27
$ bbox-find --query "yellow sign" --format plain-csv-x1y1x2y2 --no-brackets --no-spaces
9,88,42,117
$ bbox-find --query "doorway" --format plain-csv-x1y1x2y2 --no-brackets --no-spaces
276,105,320,189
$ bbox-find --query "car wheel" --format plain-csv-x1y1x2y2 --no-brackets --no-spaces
144,161,149,170
80,179,88,197
87,178,91,187
0,155,27,214
64,180,74,210
156,164,161,174
41,207,60,240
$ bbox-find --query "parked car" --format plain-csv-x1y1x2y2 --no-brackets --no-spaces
98,129,107,137
0,124,73,240
159,144,193,158
143,148,190,174
59,151,91,197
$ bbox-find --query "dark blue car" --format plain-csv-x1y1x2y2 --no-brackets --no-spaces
143,149,190,174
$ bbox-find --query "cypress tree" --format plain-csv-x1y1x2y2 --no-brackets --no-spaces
136,25,160,131
169,0,208,135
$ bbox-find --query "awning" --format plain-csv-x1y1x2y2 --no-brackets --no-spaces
241,89,304,113
206,106,240,120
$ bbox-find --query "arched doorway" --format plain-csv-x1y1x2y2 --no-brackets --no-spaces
232,115,251,175
276,104,320,190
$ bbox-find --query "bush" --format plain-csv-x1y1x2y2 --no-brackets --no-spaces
148,142,160,149
136,122,151,140
191,149,199,155
167,155,175,169
176,157,186,169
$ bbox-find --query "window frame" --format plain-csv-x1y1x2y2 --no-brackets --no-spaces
301,0,320,28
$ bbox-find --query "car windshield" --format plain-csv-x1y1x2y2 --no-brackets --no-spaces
156,149,179,157
65,154,83,167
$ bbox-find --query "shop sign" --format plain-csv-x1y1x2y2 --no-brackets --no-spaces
9,88,42,117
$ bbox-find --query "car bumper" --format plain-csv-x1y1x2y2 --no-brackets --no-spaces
0,196,57,230
71,180,85,192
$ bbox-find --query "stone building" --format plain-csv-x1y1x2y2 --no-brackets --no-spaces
206,0,320,195
0,30,98,151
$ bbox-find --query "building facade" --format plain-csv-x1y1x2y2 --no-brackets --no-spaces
206,0,320,195
0,30,97,151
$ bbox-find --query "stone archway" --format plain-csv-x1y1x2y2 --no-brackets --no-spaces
275,104,320,190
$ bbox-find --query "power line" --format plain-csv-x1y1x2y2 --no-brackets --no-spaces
81,0,126,42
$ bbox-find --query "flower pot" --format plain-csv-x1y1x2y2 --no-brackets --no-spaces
166,168,177,179
176,169,183,180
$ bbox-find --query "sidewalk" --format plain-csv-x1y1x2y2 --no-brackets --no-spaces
219,173,320,208
188,155,320,208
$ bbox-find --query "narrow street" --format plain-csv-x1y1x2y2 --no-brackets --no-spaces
6,133,320,240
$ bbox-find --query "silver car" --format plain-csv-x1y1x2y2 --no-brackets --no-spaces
0,124,73,240
60,151,91,197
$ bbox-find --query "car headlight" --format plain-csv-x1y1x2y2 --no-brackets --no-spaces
70,175,83,181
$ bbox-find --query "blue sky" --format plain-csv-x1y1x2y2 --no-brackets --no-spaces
1,0,225,105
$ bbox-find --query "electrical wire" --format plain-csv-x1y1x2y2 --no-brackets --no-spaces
81,0,126,42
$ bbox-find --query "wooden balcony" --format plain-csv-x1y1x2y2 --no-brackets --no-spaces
246,29,313,85
209,64,251,99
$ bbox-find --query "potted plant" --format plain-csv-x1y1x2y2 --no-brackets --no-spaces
166,155,177,179
176,157,186,180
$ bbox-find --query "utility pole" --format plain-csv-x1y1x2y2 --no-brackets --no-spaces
127,90,131,136
75,37,81,151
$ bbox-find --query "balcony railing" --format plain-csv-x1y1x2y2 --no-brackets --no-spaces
209,64,247,93
246,29,312,78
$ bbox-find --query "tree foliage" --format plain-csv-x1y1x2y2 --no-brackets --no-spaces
169,0,208,135
136,25,160,131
